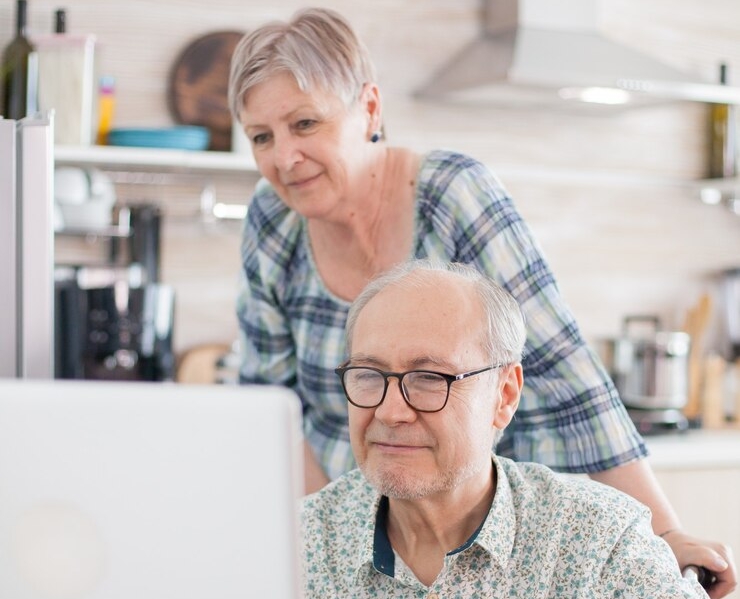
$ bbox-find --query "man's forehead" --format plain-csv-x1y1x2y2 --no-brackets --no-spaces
360,274,478,320
352,277,487,362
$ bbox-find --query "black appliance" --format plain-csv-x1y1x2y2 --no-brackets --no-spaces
55,204,175,382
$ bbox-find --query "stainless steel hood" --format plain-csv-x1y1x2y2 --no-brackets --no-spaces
414,0,740,107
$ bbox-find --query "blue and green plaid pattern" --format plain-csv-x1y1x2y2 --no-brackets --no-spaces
237,150,647,480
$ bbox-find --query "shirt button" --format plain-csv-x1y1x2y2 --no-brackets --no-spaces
427,593,439,599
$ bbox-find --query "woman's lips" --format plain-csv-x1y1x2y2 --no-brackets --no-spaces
286,172,321,188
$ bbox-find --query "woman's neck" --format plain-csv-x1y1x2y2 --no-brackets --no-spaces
306,147,420,296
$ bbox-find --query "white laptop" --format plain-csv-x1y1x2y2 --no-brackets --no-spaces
0,378,303,599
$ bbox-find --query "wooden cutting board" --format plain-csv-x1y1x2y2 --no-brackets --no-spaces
167,30,245,151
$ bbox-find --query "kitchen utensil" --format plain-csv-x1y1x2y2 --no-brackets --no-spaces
722,268,740,360
167,30,245,151
701,353,728,428
682,293,713,420
599,315,691,411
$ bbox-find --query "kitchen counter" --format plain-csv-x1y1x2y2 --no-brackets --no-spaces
645,428,740,470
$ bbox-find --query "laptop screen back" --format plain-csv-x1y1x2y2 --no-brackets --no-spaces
0,378,303,599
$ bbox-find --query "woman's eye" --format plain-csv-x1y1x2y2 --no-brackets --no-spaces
295,119,316,131
251,132,270,145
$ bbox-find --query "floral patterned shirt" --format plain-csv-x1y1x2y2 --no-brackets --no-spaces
300,455,707,599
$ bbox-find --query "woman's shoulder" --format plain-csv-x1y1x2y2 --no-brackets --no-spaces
420,149,489,180
419,149,507,199
415,149,515,228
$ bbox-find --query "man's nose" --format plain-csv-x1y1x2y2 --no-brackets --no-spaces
374,376,416,423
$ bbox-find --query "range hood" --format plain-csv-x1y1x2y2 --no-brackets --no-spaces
414,0,740,108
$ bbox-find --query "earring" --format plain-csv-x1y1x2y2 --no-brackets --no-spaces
370,131,382,143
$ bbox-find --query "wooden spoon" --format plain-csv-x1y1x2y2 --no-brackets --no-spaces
683,293,712,421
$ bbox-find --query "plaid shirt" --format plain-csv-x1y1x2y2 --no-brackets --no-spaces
237,150,647,480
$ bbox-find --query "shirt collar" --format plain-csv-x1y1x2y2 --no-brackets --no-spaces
355,454,517,581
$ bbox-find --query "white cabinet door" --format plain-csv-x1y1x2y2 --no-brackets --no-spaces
654,467,740,599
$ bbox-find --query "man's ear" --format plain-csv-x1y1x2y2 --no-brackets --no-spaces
492,363,523,429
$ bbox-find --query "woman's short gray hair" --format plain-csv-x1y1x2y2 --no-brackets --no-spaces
228,7,377,121
346,259,527,366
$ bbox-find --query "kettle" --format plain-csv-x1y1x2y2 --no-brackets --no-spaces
599,316,691,411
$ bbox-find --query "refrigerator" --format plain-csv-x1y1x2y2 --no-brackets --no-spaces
0,113,55,379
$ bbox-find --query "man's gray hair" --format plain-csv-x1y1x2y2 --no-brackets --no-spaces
346,259,527,366
228,7,377,121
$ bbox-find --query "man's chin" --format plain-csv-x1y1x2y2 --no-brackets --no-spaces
360,463,443,500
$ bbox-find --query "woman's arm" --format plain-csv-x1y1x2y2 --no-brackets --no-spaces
590,459,736,599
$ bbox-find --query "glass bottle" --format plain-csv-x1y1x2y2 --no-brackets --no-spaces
708,63,738,179
1,0,39,120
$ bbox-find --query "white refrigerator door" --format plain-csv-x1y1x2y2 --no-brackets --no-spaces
0,119,18,378
0,114,54,379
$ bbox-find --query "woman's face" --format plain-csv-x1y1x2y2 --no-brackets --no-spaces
238,72,376,220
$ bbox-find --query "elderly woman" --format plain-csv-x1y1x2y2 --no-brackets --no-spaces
228,7,734,596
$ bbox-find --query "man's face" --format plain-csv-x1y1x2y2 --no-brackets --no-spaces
347,272,515,500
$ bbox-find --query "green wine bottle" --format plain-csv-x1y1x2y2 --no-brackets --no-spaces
1,0,39,120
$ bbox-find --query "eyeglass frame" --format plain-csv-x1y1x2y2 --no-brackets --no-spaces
334,362,505,413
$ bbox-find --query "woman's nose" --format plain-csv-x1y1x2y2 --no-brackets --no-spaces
273,134,303,171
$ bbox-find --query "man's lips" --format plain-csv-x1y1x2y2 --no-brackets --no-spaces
367,438,431,453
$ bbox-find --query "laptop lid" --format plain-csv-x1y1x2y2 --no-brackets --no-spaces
0,378,303,599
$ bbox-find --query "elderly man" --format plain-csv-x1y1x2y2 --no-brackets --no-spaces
300,259,707,598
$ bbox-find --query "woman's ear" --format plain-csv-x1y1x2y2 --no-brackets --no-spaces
492,363,523,429
360,82,382,136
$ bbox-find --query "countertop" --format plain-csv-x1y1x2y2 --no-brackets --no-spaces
645,428,740,470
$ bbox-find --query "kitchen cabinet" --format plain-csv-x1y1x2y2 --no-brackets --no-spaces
647,430,740,599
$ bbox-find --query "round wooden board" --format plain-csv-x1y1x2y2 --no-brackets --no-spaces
167,30,245,151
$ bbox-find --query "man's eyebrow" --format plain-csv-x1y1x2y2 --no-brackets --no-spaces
348,354,455,371
347,353,385,367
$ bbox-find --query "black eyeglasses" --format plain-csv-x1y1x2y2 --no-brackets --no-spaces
334,363,504,413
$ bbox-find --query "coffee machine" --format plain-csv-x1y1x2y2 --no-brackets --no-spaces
55,204,175,381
